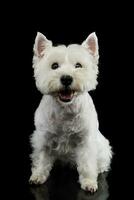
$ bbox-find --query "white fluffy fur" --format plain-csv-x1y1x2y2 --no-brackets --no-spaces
29,32,112,193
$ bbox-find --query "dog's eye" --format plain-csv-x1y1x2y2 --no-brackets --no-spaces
75,63,82,68
51,63,59,70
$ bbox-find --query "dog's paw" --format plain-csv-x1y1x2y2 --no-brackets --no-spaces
80,179,98,193
29,173,47,185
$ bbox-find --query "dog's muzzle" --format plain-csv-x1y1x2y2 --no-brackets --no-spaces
58,75,74,102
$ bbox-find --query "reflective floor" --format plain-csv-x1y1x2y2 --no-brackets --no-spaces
24,161,118,200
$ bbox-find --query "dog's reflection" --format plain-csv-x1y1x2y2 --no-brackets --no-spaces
30,185,49,200
30,172,109,200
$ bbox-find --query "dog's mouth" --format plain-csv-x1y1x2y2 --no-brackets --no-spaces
58,89,75,102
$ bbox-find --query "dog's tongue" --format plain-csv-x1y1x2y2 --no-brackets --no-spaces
59,90,73,101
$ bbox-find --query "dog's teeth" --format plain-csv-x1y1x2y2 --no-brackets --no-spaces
58,90,74,102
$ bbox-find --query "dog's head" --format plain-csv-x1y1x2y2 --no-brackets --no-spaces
33,32,99,104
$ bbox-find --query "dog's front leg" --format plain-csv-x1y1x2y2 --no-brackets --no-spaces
76,143,98,193
29,150,54,185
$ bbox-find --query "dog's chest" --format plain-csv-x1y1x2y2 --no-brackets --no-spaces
46,111,85,155
51,110,84,134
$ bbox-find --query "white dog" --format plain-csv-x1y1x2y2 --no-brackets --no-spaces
29,32,112,193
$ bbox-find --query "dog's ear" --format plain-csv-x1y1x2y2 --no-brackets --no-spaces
82,32,99,58
34,32,52,57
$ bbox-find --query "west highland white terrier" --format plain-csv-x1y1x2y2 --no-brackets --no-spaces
29,32,112,193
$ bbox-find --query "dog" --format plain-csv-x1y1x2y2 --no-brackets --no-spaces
29,32,112,193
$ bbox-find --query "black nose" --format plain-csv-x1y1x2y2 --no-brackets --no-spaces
60,75,73,86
